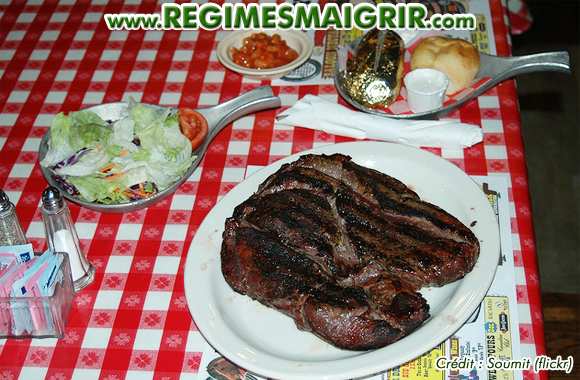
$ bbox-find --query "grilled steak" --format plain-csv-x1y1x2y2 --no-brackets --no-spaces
221,154,480,350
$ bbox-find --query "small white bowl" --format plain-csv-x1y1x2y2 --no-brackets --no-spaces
404,68,449,113
217,30,314,80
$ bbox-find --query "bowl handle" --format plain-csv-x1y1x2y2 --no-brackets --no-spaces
408,51,572,120
478,51,571,81
196,86,281,140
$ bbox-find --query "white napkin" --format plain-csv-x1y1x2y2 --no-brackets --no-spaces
276,95,483,149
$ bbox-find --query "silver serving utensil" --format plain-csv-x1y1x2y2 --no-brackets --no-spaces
38,86,281,213
335,46,571,119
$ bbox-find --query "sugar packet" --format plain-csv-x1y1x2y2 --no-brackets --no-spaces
0,243,34,264
0,260,35,335
11,252,56,332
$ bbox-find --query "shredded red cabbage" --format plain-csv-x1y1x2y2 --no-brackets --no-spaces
51,148,90,170
51,174,79,196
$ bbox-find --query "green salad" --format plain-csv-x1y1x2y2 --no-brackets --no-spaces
40,102,195,204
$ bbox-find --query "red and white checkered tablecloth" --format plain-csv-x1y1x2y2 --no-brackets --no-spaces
0,1,545,379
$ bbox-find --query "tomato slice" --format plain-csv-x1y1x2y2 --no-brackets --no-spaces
178,108,208,151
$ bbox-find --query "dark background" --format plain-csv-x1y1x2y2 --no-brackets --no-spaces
511,0,579,377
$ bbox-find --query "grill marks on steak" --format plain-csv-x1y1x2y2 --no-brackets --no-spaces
222,221,427,350
239,189,342,276
221,154,480,350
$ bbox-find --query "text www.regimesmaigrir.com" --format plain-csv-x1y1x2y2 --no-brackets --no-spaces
104,3,476,31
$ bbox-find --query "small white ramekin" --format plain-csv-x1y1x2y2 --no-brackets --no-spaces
404,68,449,113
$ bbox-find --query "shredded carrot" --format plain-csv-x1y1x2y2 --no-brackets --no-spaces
139,183,144,193
124,187,147,200
119,149,129,157
100,163,115,173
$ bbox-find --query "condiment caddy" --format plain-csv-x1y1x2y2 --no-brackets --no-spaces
0,252,74,338
0,187,94,338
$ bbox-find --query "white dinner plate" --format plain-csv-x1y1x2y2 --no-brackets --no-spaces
184,141,499,380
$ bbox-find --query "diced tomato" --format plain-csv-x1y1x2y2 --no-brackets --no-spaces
178,108,208,151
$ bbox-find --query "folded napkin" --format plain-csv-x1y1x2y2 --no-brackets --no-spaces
276,95,483,149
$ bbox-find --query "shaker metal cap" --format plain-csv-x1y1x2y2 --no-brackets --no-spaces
0,190,11,213
42,186,64,211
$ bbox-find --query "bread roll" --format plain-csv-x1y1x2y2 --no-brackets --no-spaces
411,36,480,94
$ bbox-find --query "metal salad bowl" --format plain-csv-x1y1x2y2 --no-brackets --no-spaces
335,36,571,119
38,86,281,213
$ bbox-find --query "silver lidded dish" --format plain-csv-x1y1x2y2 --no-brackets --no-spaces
340,29,404,109
335,32,571,119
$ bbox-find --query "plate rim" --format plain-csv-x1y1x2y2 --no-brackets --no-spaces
184,141,499,380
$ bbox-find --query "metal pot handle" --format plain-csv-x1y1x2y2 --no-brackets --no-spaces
478,51,571,81
196,86,281,140
417,51,572,119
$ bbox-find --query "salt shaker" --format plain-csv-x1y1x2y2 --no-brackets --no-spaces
0,190,28,246
41,186,95,292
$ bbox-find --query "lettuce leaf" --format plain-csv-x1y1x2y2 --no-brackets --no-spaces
131,148,150,162
40,113,76,167
44,102,195,204
42,111,111,167
105,144,124,157
54,147,109,177
138,111,191,161
50,113,73,147
70,110,106,128
68,122,112,150
110,117,137,151
138,111,193,188
123,166,148,188
68,175,129,204
145,155,194,189
130,102,170,135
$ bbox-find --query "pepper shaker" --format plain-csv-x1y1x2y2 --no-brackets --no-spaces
41,186,95,292
0,190,28,246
